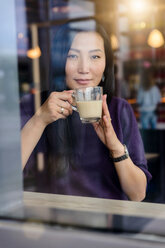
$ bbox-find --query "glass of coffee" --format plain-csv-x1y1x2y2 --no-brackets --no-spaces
72,86,103,123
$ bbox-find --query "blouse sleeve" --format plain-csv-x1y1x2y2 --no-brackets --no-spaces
120,99,152,183
20,94,47,175
20,94,35,128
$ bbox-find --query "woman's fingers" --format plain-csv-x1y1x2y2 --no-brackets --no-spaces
102,94,112,129
93,95,117,150
57,105,71,118
92,122,100,131
39,90,74,123
103,115,111,129
50,90,74,104
102,95,110,117
57,99,73,115
48,91,74,116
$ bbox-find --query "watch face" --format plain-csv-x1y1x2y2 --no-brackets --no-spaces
124,145,129,156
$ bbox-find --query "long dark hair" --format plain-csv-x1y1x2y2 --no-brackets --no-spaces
47,20,114,176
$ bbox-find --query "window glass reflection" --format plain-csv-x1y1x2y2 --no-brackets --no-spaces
15,0,165,204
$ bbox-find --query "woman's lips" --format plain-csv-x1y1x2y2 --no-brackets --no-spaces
75,79,92,85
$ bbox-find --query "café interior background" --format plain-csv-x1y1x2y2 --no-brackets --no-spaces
6,0,165,203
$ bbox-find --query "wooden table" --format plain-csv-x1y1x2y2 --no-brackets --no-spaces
1,191,165,247
23,191,165,219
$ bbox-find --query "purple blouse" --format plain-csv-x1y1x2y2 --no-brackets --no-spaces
21,94,152,200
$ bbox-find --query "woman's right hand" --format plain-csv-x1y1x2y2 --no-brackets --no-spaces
35,90,74,127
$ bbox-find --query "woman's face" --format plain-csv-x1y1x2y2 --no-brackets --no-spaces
65,31,106,89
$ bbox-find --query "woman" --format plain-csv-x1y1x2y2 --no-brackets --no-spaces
21,20,151,201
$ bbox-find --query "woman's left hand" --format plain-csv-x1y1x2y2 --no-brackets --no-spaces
93,95,147,201
93,95,123,156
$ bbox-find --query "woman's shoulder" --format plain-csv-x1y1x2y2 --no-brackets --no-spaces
20,91,49,114
20,93,34,112
20,90,49,128
109,96,135,121
20,93,33,103
110,96,131,109
20,90,48,104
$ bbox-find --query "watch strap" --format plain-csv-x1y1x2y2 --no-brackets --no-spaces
111,144,129,162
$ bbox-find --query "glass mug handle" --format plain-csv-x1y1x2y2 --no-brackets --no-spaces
71,92,78,111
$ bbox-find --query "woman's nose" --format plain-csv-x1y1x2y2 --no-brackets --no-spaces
78,56,90,74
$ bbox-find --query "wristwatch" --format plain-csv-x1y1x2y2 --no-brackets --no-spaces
112,144,129,162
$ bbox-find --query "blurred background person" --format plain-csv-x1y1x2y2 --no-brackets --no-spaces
137,70,161,129
114,64,130,99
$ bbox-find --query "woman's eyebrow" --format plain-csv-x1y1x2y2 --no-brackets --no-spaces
69,48,80,53
89,49,103,53
69,48,103,53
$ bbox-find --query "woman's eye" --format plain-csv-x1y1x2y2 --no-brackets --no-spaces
67,54,78,59
91,55,100,59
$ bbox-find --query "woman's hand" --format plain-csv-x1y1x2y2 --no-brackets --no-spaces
21,90,74,169
93,94,124,156
35,90,74,127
